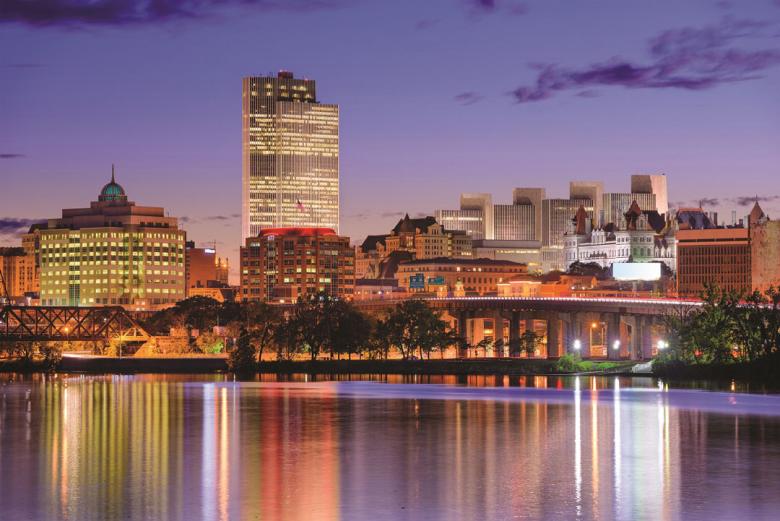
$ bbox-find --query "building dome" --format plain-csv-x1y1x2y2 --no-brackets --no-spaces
98,166,127,202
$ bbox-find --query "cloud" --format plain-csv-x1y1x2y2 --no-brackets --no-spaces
697,197,720,206
511,17,780,103
414,18,439,30
0,153,24,159
467,0,526,14
454,91,484,105
181,213,241,224
0,218,45,235
0,0,349,27
730,195,780,206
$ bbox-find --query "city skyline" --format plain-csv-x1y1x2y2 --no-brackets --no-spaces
2,0,779,281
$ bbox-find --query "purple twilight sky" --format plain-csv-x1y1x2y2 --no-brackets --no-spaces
1,0,779,281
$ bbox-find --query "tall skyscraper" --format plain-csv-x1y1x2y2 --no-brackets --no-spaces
242,71,339,239
602,192,656,226
631,174,668,215
570,181,603,226
512,188,545,241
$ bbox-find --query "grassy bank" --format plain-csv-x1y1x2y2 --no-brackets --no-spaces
652,356,780,382
0,356,635,376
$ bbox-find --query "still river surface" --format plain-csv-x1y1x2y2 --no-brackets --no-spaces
0,373,779,521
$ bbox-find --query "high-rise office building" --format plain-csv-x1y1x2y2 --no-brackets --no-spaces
493,204,535,241
542,198,594,248
570,181,603,226
512,188,545,241
38,170,186,309
602,192,657,226
242,71,339,239
631,174,668,215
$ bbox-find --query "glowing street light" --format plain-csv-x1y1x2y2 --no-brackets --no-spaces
612,339,621,350
657,340,667,350
573,339,582,351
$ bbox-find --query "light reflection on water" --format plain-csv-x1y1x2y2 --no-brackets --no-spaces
0,374,779,521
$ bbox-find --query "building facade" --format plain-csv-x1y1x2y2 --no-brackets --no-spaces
395,258,527,296
0,248,37,300
185,242,229,294
676,203,780,296
240,227,354,302
38,171,186,309
493,204,536,241
602,192,657,228
563,201,676,272
242,72,339,239
631,174,668,215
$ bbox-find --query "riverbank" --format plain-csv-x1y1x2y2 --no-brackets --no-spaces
652,357,780,382
0,355,637,376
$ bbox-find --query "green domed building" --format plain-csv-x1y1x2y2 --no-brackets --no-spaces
38,166,186,309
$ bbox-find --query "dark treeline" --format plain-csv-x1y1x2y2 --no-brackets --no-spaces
656,285,780,379
141,295,462,374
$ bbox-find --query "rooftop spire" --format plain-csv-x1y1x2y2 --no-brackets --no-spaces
111,164,115,183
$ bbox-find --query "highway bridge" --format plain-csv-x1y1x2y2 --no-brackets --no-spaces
356,296,701,360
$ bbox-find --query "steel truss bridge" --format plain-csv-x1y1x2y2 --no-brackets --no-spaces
0,306,150,343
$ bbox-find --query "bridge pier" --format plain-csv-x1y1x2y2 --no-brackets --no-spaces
509,312,521,357
493,310,505,357
606,313,622,361
456,310,471,357
639,316,655,360
546,312,561,358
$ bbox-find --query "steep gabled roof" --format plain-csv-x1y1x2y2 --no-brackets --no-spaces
360,234,387,253
392,214,438,234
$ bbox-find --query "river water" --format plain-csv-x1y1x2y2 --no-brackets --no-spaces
0,374,778,521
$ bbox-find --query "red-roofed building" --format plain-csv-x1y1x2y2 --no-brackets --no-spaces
240,227,354,302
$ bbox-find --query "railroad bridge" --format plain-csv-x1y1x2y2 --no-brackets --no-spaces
0,305,149,344
357,296,701,360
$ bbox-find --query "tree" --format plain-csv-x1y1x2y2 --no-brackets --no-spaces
227,329,256,375
329,301,372,359
383,300,455,360
474,338,493,358
519,330,543,358
195,331,224,354
279,293,338,361
241,301,281,361
368,318,393,360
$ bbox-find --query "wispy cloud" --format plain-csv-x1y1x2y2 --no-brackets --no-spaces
731,195,780,206
698,197,720,206
414,18,439,30
0,0,350,27
466,0,527,15
180,213,241,224
0,217,45,235
4,63,43,68
511,17,780,103
0,153,24,159
454,91,484,105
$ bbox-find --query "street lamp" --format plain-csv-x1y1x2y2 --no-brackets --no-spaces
612,339,621,351
573,339,582,351
657,340,667,350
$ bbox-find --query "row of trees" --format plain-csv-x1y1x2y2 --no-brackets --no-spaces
663,285,780,364
141,295,465,371
228,297,463,373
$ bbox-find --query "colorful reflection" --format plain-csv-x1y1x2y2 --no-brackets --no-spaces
0,375,779,520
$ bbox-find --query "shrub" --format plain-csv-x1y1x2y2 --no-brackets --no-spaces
555,353,584,373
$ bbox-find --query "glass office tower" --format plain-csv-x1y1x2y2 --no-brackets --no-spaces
242,71,339,239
